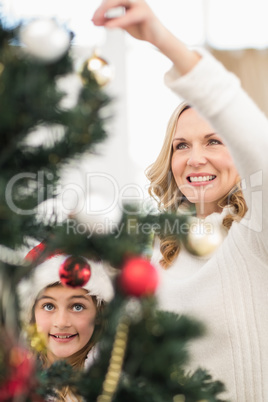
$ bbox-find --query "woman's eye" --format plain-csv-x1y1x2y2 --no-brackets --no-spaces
72,304,84,312
175,142,188,150
43,303,54,311
208,139,221,145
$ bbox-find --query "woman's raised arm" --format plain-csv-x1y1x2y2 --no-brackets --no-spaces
92,0,201,75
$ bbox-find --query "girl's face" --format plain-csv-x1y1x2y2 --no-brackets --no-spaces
34,285,97,364
171,107,239,217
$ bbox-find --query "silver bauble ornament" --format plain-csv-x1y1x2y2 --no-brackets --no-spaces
20,18,70,63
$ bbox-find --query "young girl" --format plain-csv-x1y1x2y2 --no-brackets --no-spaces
18,243,114,400
93,2,268,401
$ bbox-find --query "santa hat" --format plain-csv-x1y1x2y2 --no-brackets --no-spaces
18,243,114,323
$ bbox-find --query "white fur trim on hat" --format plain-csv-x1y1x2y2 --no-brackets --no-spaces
18,255,114,323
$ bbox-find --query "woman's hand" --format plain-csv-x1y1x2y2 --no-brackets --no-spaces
92,0,166,47
93,0,201,76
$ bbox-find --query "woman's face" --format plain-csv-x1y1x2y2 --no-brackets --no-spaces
171,107,239,217
34,285,97,364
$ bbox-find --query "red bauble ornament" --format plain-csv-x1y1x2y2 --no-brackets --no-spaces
0,346,36,399
119,257,159,297
59,256,91,288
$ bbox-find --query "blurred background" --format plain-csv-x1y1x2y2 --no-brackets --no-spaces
1,0,268,212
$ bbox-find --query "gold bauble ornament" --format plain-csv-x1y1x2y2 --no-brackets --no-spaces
84,52,113,86
182,216,224,257
25,324,47,353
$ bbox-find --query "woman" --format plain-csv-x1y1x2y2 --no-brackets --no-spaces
93,1,268,401
146,101,246,265
18,243,114,401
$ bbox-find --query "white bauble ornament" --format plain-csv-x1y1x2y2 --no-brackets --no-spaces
20,18,70,63
73,193,122,236
182,216,224,257
57,73,83,110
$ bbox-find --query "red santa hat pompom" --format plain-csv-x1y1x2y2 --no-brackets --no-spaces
18,242,114,323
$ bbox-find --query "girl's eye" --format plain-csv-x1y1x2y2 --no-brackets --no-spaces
72,304,85,312
43,303,54,311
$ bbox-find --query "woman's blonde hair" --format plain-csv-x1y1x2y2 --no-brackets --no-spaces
31,283,105,401
145,102,247,268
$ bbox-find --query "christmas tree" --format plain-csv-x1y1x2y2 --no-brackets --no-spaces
0,13,225,402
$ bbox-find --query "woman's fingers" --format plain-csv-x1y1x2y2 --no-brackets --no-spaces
92,0,161,43
92,0,140,25
93,0,201,76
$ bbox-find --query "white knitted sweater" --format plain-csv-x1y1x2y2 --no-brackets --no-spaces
151,51,268,401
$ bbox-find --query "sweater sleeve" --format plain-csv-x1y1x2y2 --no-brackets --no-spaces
164,50,268,245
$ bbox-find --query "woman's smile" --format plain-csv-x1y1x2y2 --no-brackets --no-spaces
171,107,239,216
186,173,217,185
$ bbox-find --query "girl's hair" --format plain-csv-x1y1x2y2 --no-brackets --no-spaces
30,283,105,401
145,102,248,268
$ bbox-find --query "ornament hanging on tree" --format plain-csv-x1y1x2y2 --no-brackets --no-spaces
20,18,71,63
72,192,122,236
182,217,225,257
59,256,91,288
0,343,36,400
25,324,47,354
83,51,113,86
98,315,129,402
118,256,159,297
